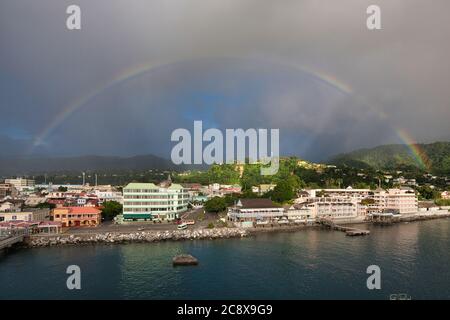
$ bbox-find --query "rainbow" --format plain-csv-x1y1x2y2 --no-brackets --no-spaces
396,128,432,171
30,58,353,152
29,58,431,171
30,60,169,150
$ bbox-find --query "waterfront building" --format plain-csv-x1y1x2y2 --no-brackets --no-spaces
52,207,102,227
377,188,418,214
299,188,373,201
0,220,61,235
302,197,360,221
285,203,315,223
227,198,284,227
122,181,189,222
294,187,419,219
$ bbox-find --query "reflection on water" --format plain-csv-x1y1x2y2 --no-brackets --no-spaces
1,219,450,299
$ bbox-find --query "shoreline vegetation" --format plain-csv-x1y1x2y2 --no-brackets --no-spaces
23,212,450,248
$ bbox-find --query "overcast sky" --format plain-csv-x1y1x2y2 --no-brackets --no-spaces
1,0,449,161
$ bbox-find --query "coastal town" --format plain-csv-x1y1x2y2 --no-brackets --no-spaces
1,160,450,250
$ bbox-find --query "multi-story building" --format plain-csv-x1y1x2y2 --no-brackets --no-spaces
285,203,315,222
4,178,35,191
0,200,23,212
0,183,18,199
94,190,123,204
227,198,285,227
52,207,102,227
122,181,189,222
377,188,418,214
292,197,360,221
294,187,419,219
0,208,49,222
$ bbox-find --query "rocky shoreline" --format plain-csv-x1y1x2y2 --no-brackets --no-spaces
26,228,248,247
22,213,450,248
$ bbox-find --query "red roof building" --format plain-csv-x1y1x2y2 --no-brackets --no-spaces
51,207,102,228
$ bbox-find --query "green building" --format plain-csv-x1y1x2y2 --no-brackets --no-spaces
122,181,189,221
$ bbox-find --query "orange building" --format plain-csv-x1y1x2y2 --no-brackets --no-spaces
52,207,102,227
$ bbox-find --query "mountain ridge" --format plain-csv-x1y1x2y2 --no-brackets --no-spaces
0,154,187,176
329,141,450,173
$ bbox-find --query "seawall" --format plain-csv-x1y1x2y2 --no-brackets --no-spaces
27,228,248,247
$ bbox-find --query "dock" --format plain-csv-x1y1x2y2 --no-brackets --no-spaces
0,228,29,251
317,218,370,237
0,235,25,251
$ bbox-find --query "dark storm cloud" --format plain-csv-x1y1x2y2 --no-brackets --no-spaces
1,0,449,160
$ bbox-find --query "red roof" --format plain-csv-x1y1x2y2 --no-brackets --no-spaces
0,221,35,228
38,221,62,227
64,207,101,214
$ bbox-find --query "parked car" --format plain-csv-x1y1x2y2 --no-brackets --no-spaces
177,223,188,230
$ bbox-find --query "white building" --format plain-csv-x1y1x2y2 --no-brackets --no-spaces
296,187,372,203
227,199,285,227
0,208,49,222
285,203,315,223
122,181,189,222
294,187,419,219
4,178,35,191
0,200,23,212
294,197,360,221
94,190,123,204
377,188,418,214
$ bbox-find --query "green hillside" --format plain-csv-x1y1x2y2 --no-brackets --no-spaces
330,142,450,174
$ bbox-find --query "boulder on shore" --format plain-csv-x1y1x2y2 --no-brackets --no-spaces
173,254,199,266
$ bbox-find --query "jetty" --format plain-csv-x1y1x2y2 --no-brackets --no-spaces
0,235,25,251
317,218,370,236
0,226,30,251
173,254,199,266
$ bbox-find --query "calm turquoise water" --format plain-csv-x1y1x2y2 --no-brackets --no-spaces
1,219,450,300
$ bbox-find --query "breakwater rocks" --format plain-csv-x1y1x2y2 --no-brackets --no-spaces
27,228,248,247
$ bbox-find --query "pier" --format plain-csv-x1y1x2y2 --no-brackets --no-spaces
317,218,370,236
0,235,25,251
0,228,29,251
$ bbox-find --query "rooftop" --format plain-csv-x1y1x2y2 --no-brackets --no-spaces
124,182,184,190
236,198,281,209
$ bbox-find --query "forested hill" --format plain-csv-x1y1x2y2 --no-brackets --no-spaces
329,142,450,174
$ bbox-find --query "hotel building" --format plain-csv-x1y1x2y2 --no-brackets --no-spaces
227,198,285,227
122,181,189,221
295,187,418,220
376,188,418,214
